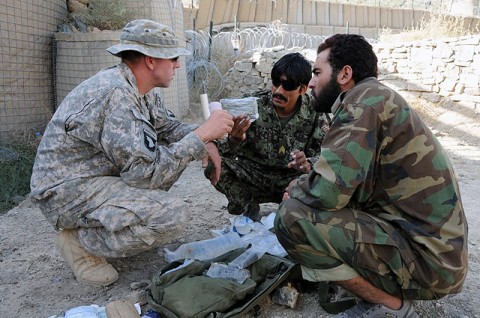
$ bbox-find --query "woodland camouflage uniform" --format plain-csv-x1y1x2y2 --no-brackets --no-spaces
207,90,330,217
30,62,206,258
274,77,468,299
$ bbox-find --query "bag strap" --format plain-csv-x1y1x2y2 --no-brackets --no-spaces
317,281,357,314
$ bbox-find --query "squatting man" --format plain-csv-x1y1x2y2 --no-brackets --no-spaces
274,34,468,318
30,19,234,286
206,52,330,221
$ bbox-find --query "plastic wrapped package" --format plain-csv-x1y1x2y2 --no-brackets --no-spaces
206,262,251,284
220,97,259,121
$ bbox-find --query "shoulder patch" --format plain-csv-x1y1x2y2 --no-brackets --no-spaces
143,130,156,152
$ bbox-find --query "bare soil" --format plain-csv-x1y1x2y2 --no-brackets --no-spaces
0,98,479,318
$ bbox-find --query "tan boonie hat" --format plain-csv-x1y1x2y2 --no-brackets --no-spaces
107,19,190,59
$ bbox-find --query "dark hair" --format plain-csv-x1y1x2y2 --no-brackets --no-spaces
271,52,312,87
118,50,145,63
317,34,378,83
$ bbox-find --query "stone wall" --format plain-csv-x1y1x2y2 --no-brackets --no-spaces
220,36,480,113
376,36,480,112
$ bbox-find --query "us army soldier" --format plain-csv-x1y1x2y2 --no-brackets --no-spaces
30,19,233,286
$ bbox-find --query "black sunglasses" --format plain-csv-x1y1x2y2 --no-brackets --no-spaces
272,78,300,91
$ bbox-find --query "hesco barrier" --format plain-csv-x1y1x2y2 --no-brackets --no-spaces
54,0,190,119
0,1,67,139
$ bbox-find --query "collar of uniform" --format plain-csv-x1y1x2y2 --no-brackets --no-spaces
331,77,377,114
119,62,143,98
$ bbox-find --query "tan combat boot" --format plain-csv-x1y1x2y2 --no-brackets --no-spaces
56,229,119,286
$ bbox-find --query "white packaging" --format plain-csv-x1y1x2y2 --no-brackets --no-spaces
206,262,251,284
200,93,210,120
228,247,266,269
220,97,259,121
163,232,248,262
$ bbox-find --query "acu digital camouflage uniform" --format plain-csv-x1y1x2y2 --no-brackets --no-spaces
207,90,329,217
275,77,468,300
30,62,206,258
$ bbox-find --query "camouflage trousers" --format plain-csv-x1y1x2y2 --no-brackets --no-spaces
34,176,188,258
205,158,299,217
274,198,451,300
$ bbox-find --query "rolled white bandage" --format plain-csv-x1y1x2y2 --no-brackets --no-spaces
200,93,210,120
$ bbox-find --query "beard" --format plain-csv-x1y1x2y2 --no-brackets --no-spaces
310,75,341,113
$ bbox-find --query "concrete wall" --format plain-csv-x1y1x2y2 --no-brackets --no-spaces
185,0,480,38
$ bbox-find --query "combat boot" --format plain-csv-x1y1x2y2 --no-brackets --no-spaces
56,229,118,286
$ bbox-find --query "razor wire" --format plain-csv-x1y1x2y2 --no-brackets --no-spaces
184,23,329,102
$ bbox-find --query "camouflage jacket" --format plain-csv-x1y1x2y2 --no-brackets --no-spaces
219,90,330,178
291,77,468,276
30,62,205,204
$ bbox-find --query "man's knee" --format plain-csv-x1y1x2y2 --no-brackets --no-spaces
274,199,314,256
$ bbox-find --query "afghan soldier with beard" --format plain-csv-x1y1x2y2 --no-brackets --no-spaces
275,34,468,318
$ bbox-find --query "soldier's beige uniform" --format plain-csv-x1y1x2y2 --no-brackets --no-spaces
30,57,204,258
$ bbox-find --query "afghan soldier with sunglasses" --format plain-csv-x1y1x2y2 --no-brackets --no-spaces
205,53,330,221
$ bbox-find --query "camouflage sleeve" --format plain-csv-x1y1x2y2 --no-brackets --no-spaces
102,89,207,190
151,91,200,144
290,104,376,210
304,112,331,167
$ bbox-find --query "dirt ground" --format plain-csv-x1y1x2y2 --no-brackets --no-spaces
0,98,479,318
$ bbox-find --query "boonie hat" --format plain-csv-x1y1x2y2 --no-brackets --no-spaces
107,19,190,59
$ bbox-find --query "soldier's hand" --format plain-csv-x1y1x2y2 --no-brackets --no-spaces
195,110,233,142
228,115,251,145
203,141,222,185
288,149,311,173
283,179,298,201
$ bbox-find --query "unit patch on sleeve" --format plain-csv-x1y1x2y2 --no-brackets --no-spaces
143,129,157,153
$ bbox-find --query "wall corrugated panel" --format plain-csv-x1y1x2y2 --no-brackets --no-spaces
380,7,390,28
367,6,378,28
237,2,251,23
392,7,403,28
287,0,297,24
343,4,355,27
303,0,315,25
257,0,269,22
222,0,232,22
315,1,328,25
265,0,273,22
248,1,257,22
0,0,67,139
413,8,425,23
231,0,240,22
211,0,226,24
329,2,342,26
195,1,212,30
